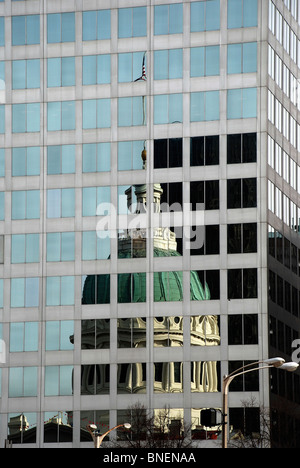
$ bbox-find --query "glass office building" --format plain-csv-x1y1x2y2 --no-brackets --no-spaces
0,0,299,447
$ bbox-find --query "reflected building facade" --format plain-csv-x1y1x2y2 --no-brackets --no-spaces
0,0,300,448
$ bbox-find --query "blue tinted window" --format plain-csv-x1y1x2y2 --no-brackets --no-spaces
47,101,75,131
154,94,183,124
10,322,39,352
191,46,220,77
227,88,257,119
12,147,40,176
228,0,257,28
0,61,4,87
47,57,75,87
0,148,4,177
12,190,40,220
12,103,40,133
118,97,146,126
12,15,40,45
11,234,39,263
47,188,75,219
228,43,257,74
191,1,220,32
47,232,75,262
155,4,182,35
118,52,146,82
46,277,74,306
82,231,110,260
11,277,39,308
0,18,4,46
0,105,4,134
82,55,110,85
154,49,183,80
82,99,111,129
118,141,145,171
47,13,75,43
46,321,74,351
191,91,220,121
0,192,4,220
119,7,147,38
82,187,111,217
82,143,111,173
47,145,75,174
82,10,111,41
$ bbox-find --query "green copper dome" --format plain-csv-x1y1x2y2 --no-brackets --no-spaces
82,247,210,304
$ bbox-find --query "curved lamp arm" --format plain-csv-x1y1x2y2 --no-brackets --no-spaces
88,423,131,448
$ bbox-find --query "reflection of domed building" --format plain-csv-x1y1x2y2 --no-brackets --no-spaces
80,151,220,398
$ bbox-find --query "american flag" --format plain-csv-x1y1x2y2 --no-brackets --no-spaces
134,53,147,81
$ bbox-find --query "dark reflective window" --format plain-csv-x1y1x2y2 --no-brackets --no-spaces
81,365,110,395
227,133,256,163
190,181,219,210
228,361,259,392
228,223,257,253
44,411,72,443
190,225,219,256
154,271,183,302
192,270,220,300
154,138,182,168
80,411,109,442
191,361,220,392
8,413,37,445
228,314,258,345
154,362,183,393
81,319,110,350
190,316,220,346
118,230,146,259
160,182,183,211
227,178,257,208
190,135,219,166
154,316,183,347
117,363,146,394
82,275,110,304
229,408,260,440
118,273,146,303
228,269,257,299
117,318,147,348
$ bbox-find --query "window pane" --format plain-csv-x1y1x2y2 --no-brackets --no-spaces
27,15,40,45
243,88,257,118
118,8,131,38
27,60,40,88
228,0,242,28
206,46,220,76
82,11,96,41
62,101,75,130
47,58,61,87
155,5,168,35
83,99,96,129
169,4,183,34
62,57,75,86
228,44,242,74
12,16,25,45
133,7,147,37
47,14,60,43
243,43,257,73
227,89,242,119
98,10,111,40
206,0,220,30
61,13,75,42
244,0,257,27
12,60,26,89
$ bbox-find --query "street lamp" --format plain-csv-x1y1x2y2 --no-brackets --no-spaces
87,423,131,448
222,358,299,448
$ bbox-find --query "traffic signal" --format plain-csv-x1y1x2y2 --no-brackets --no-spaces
201,409,217,427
